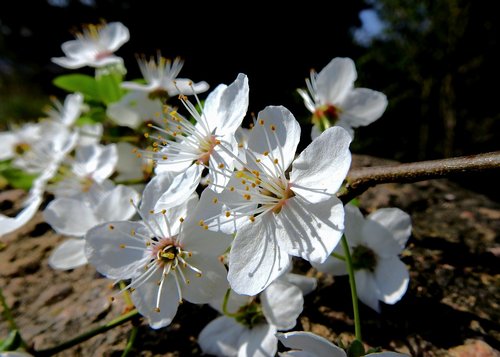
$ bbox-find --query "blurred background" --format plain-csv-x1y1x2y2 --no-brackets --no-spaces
0,0,498,196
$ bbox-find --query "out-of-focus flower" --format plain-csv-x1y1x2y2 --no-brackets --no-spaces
313,204,412,312
297,57,387,139
51,21,129,69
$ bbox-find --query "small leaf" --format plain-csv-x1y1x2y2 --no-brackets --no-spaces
53,74,100,99
0,330,23,351
1,168,38,190
347,339,365,357
96,72,125,105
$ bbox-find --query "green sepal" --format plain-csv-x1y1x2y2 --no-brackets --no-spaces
347,339,365,357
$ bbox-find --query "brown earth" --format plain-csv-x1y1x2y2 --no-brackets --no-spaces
1,154,499,357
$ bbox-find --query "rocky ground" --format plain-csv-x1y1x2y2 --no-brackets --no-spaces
1,155,499,357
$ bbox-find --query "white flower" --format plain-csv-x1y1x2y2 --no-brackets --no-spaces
206,105,351,296
44,92,102,145
45,92,84,127
149,73,249,196
277,331,409,357
107,54,209,129
48,143,118,199
198,274,309,357
297,57,388,139
122,54,209,96
0,123,44,162
44,183,140,270
51,21,129,69
312,204,412,312
84,173,231,329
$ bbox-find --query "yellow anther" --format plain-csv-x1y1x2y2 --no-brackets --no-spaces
149,210,154,214
179,217,184,223
130,229,136,236
199,219,205,226
212,197,218,204
229,186,235,192
147,123,153,127
196,273,202,277
225,211,231,218
270,124,276,131
161,209,166,214
243,194,251,200
154,307,161,312
274,158,279,164
108,224,114,230
249,216,255,222
144,133,149,138
259,119,265,125
218,163,225,169
203,225,209,230
120,244,126,249
263,151,269,156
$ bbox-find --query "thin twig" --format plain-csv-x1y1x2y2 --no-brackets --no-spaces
338,151,500,204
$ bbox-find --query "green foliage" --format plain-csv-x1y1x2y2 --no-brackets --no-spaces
0,161,37,190
53,74,100,100
0,330,23,352
347,339,365,357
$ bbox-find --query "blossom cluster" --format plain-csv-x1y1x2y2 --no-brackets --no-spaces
0,21,412,356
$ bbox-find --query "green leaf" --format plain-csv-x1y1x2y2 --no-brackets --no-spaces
96,72,125,105
53,74,100,100
1,168,38,190
347,339,365,357
0,330,23,352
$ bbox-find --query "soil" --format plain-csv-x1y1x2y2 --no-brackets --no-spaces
1,154,499,357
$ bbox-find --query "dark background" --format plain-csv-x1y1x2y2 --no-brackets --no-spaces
1,0,499,198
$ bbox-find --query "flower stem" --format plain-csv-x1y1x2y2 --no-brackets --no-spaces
33,309,140,357
222,289,239,318
340,235,362,342
0,286,28,349
121,325,139,357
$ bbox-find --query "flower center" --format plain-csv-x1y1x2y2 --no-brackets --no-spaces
351,245,378,272
234,300,265,329
198,135,220,165
14,142,31,156
148,88,169,101
151,237,185,268
313,104,340,131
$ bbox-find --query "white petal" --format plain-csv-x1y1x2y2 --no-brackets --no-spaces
92,144,118,182
311,254,347,276
131,271,179,329
98,22,130,52
204,73,249,136
343,204,367,246
140,171,198,217
149,192,198,238
0,191,42,237
368,208,412,248
167,78,209,96
316,57,357,105
374,257,409,305
290,126,352,203
43,198,99,236
0,132,16,160
276,331,346,357
247,106,301,171
207,136,237,193
198,316,246,356
285,273,318,296
355,270,381,312
51,56,87,70
95,185,139,221
106,100,142,129
362,220,403,258
228,214,291,296
61,92,84,126
241,323,278,357
84,221,148,280
181,254,229,304
339,88,388,127
114,142,146,181
261,280,303,330
48,238,88,270
193,186,244,235
275,196,345,264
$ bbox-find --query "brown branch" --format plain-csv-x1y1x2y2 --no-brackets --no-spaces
338,151,500,204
